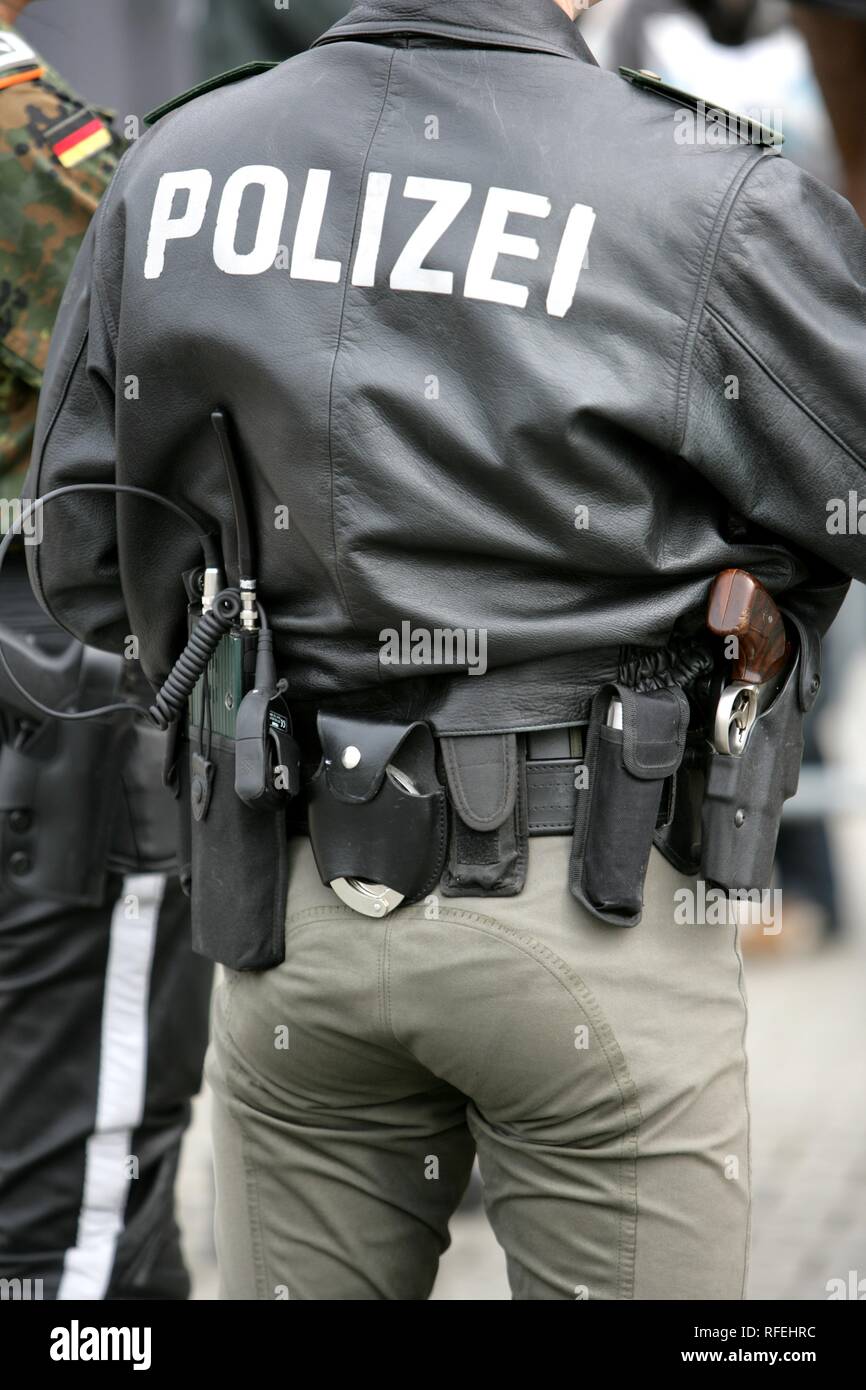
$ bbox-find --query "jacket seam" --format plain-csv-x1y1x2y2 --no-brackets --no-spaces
89,138,142,351
705,302,866,473
673,147,776,455
27,324,91,635
325,45,397,631
92,255,118,352
90,181,122,349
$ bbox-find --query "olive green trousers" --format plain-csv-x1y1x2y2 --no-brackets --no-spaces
207,836,751,1300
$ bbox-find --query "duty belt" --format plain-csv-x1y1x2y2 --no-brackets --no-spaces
296,716,591,916
288,725,585,840
303,689,693,922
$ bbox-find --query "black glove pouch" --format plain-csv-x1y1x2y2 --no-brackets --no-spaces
569,683,689,927
308,713,447,903
183,732,288,971
701,628,808,893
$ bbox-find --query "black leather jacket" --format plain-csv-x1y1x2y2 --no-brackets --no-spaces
26,0,865,734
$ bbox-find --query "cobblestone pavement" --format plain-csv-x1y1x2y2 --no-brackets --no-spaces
745,941,866,1302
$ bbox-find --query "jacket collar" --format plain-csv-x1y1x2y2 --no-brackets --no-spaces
311,0,598,64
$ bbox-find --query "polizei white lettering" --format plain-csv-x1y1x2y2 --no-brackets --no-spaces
144,165,596,317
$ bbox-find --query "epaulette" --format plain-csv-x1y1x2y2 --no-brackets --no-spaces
619,66,783,147
144,61,278,128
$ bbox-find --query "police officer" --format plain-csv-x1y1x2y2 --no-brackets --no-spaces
24,0,866,1300
0,0,211,1300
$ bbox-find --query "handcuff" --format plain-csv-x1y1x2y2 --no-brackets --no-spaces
328,765,418,917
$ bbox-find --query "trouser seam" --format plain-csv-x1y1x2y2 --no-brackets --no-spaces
240,1131,270,1300
220,1001,271,1301
399,904,641,1299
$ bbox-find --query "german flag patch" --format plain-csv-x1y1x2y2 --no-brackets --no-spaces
48,108,113,168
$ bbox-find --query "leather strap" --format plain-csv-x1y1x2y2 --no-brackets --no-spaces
525,758,580,835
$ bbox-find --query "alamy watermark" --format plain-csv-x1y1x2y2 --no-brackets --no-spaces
50,1321,151,1370
0,1276,43,1300
674,881,782,932
674,101,782,146
0,496,42,544
826,492,866,535
380,621,487,676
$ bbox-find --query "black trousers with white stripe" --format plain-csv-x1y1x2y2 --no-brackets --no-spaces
0,870,212,1300
0,555,212,1299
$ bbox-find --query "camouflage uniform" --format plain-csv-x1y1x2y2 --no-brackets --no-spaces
0,24,211,1301
0,24,122,497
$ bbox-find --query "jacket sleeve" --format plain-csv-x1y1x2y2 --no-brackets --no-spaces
679,150,866,587
24,208,131,653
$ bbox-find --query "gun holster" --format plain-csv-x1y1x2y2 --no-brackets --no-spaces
308,712,448,910
700,618,814,893
0,648,132,907
108,719,183,876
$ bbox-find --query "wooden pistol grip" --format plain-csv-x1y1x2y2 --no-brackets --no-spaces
707,568,788,685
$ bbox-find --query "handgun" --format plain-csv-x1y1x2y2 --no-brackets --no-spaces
706,569,791,755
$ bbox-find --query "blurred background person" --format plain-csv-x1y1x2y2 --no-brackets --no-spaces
0,0,211,1300
791,0,866,221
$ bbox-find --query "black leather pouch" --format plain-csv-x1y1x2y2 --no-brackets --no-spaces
570,683,689,927
108,721,180,875
701,627,809,893
0,647,132,908
186,732,288,971
308,713,447,902
439,733,528,897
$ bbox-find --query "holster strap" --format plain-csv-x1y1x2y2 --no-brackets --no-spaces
525,759,581,835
